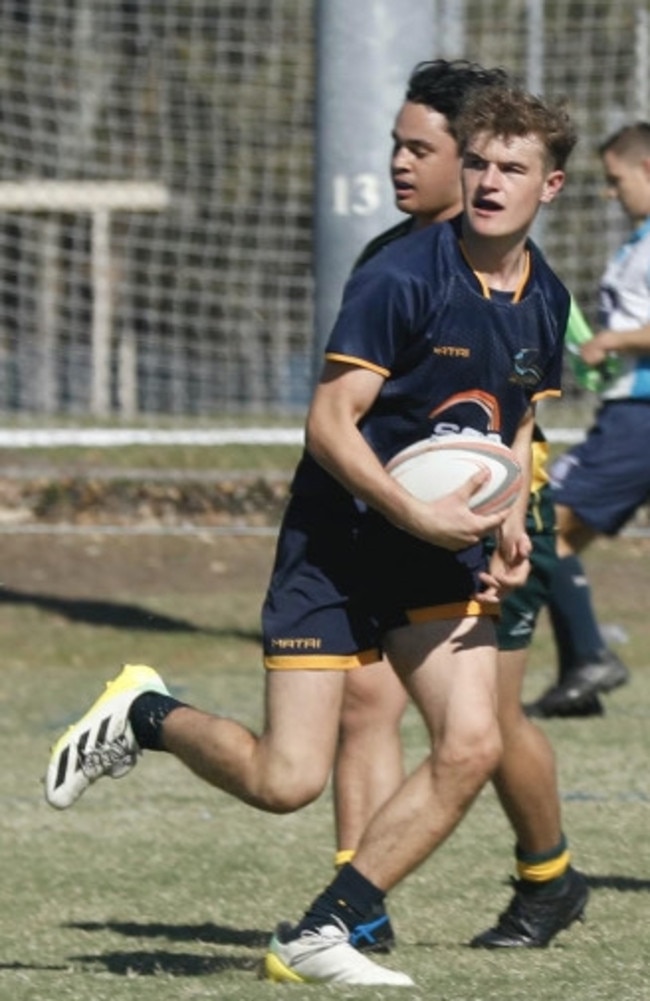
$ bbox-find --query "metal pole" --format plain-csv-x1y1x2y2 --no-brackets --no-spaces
38,218,59,414
526,0,545,247
313,0,435,377
434,0,466,58
91,208,112,416
525,0,545,95
635,4,650,119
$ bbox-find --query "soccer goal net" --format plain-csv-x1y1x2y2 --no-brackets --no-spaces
0,1,646,428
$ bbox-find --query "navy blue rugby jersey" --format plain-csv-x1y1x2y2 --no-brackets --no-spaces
292,217,568,499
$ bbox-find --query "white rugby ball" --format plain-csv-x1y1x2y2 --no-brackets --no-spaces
385,435,523,516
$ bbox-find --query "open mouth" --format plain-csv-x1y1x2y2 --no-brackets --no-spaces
473,196,502,212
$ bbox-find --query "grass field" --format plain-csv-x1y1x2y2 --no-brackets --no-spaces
1,528,649,1000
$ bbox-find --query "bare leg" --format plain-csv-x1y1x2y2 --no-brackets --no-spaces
161,669,346,812
334,660,408,858
492,648,562,852
468,640,589,948
554,503,597,557
349,617,501,891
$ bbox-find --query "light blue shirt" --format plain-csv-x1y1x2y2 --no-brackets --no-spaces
599,216,650,400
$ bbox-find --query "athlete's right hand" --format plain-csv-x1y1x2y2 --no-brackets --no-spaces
403,469,508,551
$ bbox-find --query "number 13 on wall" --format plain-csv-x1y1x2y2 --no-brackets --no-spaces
332,173,382,216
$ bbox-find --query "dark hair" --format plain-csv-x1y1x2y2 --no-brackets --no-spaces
456,84,578,170
598,121,650,159
405,59,511,139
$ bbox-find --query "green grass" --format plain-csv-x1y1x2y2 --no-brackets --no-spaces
1,532,648,1000
0,443,304,473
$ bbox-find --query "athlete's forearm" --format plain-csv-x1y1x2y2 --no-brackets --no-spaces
586,323,650,356
501,407,533,539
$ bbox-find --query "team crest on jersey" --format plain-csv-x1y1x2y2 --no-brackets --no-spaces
509,348,544,387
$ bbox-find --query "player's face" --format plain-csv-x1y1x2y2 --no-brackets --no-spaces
601,149,650,224
461,131,564,242
390,102,462,226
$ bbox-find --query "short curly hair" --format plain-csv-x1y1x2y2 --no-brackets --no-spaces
456,85,578,171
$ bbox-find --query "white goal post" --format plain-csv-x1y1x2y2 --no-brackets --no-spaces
0,181,169,418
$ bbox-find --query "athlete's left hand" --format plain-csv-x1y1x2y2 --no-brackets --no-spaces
476,531,532,604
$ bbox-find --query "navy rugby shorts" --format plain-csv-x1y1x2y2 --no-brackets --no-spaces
262,494,496,670
550,399,650,535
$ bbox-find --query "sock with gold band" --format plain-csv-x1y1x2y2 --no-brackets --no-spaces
516,835,571,895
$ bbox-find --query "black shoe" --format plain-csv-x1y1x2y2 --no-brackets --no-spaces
349,904,396,954
524,649,628,718
570,649,630,694
470,867,589,949
524,691,605,719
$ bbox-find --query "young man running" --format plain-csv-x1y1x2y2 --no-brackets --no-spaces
526,123,650,716
334,59,588,955
46,83,580,986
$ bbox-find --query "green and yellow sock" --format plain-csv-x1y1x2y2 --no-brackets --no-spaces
515,835,571,895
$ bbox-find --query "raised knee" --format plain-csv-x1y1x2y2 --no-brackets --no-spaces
256,768,328,814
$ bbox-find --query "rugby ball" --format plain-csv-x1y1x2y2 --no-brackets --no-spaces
385,435,523,516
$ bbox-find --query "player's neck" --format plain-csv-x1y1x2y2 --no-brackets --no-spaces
459,229,530,294
411,202,462,230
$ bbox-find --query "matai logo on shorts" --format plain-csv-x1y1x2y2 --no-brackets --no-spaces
271,637,322,651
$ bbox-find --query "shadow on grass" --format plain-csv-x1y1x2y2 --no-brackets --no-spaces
0,961,69,971
65,922,269,977
65,919,270,948
68,949,259,976
0,586,260,641
585,874,650,892
493,873,650,893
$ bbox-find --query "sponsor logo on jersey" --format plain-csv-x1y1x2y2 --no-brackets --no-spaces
429,390,502,431
433,345,471,358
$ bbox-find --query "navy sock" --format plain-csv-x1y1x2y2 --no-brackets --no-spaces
129,691,187,751
548,554,604,678
289,864,385,938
